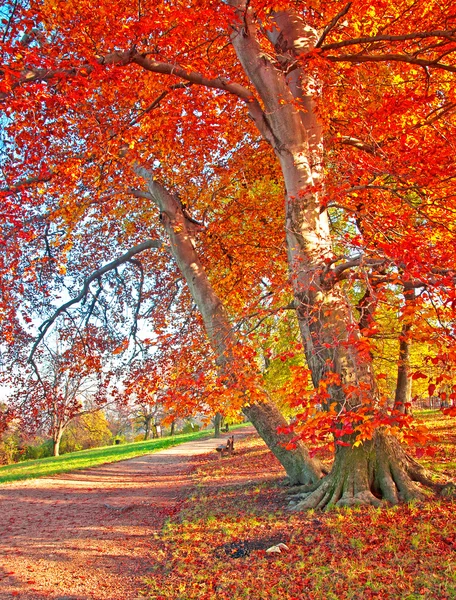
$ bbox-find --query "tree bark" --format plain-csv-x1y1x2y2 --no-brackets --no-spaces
52,426,64,457
135,167,322,485
144,415,152,440
214,412,222,439
229,4,438,507
243,401,321,485
290,428,445,509
394,325,413,414
230,4,368,396
394,288,415,414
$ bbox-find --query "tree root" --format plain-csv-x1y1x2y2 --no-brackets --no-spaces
288,430,451,511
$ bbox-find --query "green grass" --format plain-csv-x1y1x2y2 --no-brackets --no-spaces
0,424,249,484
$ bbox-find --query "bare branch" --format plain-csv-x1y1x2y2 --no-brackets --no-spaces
28,239,164,362
127,82,193,129
325,52,456,73
1,0,19,44
336,136,379,154
316,3,352,49
320,29,456,52
128,257,144,342
236,303,296,336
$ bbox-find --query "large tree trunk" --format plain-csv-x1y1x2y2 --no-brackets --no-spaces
135,166,322,485
243,401,321,485
229,4,440,507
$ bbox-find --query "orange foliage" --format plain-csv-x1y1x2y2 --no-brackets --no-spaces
1,0,456,446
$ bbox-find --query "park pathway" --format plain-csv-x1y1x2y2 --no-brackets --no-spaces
0,427,256,600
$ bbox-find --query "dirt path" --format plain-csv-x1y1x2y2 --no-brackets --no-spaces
0,427,256,600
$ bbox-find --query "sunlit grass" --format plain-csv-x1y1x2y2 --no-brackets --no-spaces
414,410,456,472
0,424,250,484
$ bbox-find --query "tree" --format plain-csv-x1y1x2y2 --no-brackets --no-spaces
1,0,456,505
60,410,113,453
5,336,110,456
124,359,169,440
104,403,136,442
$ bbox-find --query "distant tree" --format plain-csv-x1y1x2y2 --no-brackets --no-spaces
6,337,110,456
60,410,113,453
134,398,164,441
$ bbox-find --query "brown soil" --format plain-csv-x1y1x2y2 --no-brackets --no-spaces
0,427,256,600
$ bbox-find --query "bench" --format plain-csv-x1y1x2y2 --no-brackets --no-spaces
216,435,234,458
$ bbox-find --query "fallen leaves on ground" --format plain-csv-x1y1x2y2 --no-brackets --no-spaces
142,418,456,600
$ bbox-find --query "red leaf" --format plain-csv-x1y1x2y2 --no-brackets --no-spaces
412,372,427,380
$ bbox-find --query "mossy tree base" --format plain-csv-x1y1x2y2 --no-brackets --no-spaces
289,430,450,510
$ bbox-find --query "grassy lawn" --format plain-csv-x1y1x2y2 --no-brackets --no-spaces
142,411,456,600
0,424,248,484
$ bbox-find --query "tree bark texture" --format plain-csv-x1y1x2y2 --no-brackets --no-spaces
290,428,446,509
230,6,374,400
243,401,321,485
52,426,64,457
136,167,322,485
394,288,415,414
229,4,438,507
144,415,152,440
214,412,222,439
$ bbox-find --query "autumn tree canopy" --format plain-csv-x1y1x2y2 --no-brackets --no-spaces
1,0,456,507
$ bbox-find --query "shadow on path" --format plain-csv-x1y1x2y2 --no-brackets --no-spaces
0,427,256,600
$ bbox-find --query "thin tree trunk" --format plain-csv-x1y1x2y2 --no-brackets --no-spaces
52,426,64,457
214,412,222,439
52,400,65,457
144,415,152,440
394,324,412,414
394,288,415,414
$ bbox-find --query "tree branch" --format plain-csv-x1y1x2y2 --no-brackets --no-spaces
131,54,254,100
1,173,52,194
127,83,193,128
320,29,456,52
316,3,352,49
336,136,379,154
1,49,256,103
28,239,164,362
326,52,456,73
329,256,388,281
